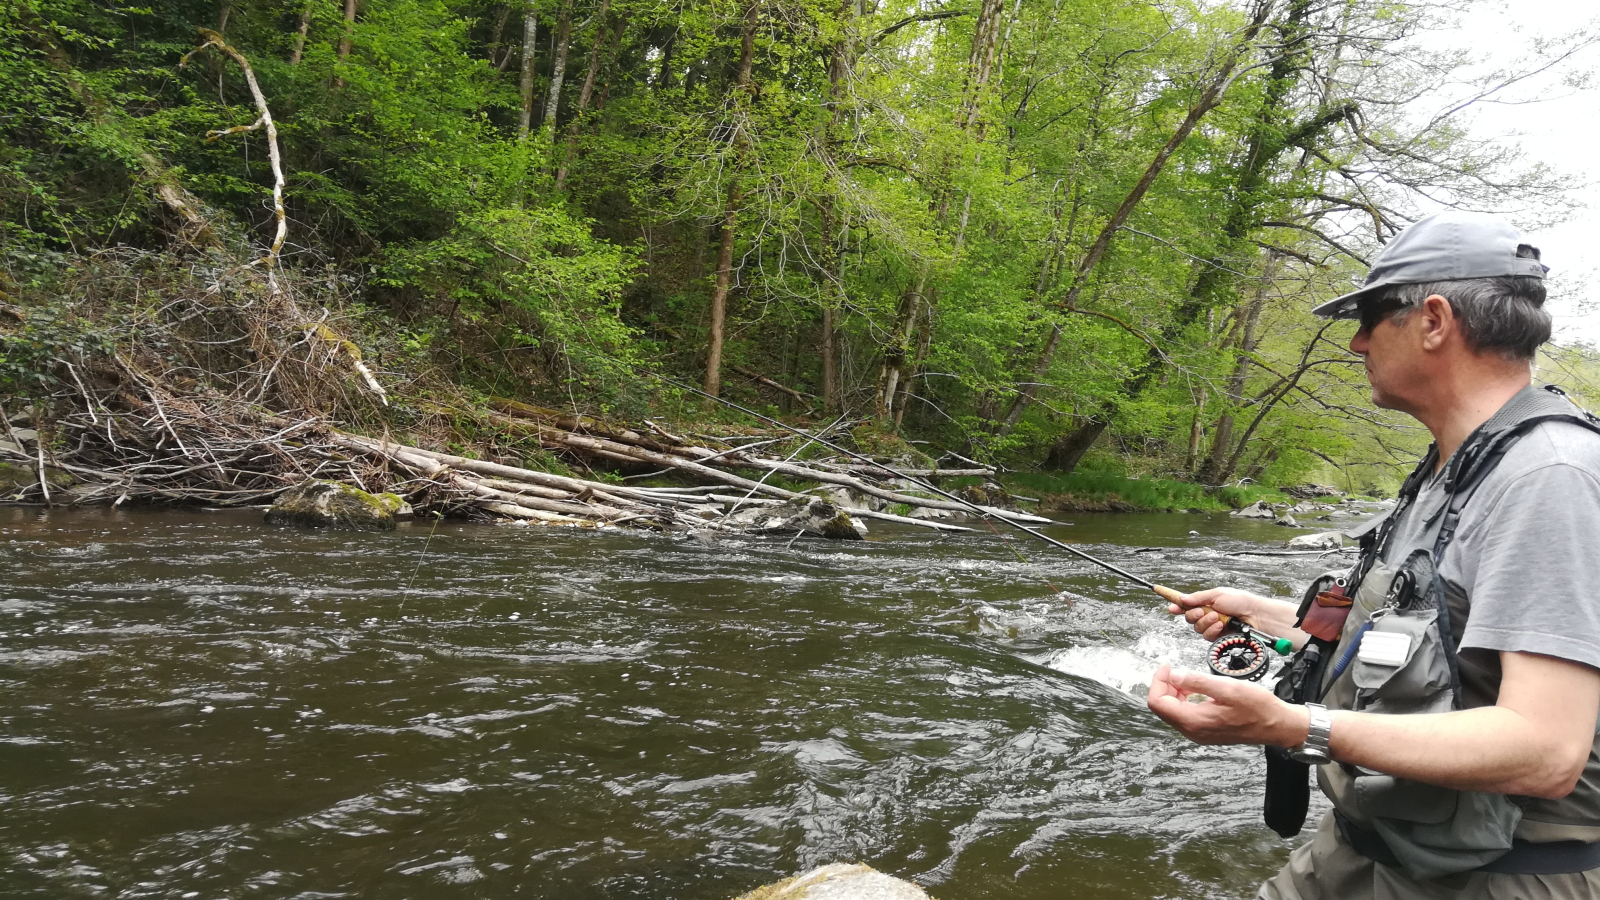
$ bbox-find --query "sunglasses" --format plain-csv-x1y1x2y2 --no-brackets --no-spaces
1356,297,1414,334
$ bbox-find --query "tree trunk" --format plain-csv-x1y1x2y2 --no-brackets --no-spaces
1186,386,1207,476
517,3,539,139
813,0,852,417
556,0,617,188
486,3,511,68
1213,320,1337,484
702,0,759,397
1201,254,1277,483
875,276,923,418
654,28,677,93
821,306,838,414
704,180,744,397
539,0,574,143
333,0,357,88
1243,445,1279,483
1045,418,1107,471
957,0,1006,132
573,0,611,114
289,0,313,64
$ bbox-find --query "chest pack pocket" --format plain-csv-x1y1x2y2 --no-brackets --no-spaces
1346,550,1457,717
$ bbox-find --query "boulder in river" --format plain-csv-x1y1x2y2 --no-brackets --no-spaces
265,479,410,532
732,864,928,900
1274,514,1298,527
1286,531,1342,550
1231,500,1275,519
723,497,864,540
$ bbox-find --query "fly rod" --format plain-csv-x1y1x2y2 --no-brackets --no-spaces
643,370,1188,606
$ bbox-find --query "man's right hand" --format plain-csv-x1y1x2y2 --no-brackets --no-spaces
1167,587,1273,640
1167,587,1306,646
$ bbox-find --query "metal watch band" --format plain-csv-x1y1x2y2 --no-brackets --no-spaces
1289,703,1333,765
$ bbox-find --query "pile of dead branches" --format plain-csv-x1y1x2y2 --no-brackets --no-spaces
4,359,1047,535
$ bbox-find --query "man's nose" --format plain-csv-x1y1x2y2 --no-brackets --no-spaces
1349,328,1369,356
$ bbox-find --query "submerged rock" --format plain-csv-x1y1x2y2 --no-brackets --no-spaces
723,497,863,540
265,479,410,532
1286,531,1342,550
732,864,928,900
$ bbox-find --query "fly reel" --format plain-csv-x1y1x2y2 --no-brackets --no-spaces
1207,632,1272,681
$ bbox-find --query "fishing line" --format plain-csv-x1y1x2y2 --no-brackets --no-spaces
637,367,1186,607
398,509,443,617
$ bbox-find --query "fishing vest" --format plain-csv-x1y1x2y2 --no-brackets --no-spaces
1270,385,1600,880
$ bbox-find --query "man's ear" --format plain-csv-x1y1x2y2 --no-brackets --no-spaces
1418,294,1455,351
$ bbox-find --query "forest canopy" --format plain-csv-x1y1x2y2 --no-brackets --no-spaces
2,0,1592,494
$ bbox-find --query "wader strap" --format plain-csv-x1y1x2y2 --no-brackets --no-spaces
1335,811,1600,875
1334,811,1402,868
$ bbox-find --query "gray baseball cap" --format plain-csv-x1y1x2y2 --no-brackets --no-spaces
1311,210,1547,319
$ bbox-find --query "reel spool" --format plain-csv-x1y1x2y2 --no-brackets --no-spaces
1207,632,1271,681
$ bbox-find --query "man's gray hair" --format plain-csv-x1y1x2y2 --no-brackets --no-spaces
1387,245,1550,360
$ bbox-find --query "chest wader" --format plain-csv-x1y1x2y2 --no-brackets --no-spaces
1263,386,1600,880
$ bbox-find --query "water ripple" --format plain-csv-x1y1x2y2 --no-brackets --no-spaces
0,505,1362,899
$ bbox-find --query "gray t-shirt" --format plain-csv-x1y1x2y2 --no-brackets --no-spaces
1381,405,1600,673
1376,386,1600,835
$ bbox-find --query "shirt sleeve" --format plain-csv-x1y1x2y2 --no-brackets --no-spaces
1460,462,1600,672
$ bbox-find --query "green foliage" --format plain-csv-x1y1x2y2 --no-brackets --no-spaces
0,251,117,399
0,0,1572,489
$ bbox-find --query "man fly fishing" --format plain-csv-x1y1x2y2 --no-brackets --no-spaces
1148,210,1600,897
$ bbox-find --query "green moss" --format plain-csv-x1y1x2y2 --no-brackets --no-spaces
265,480,402,532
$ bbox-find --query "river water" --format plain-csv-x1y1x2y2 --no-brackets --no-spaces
0,503,1375,899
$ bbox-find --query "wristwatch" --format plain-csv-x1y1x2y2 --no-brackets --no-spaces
1289,703,1333,765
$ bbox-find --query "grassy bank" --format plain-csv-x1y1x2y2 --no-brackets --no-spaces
999,470,1290,513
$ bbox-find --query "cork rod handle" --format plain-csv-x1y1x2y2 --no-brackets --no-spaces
1152,584,1232,625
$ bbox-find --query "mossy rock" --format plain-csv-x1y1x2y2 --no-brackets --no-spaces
723,496,863,540
0,461,34,492
813,503,862,540
265,480,408,532
956,481,1012,508
0,460,74,496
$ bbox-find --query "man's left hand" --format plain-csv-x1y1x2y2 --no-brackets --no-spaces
1146,664,1309,748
